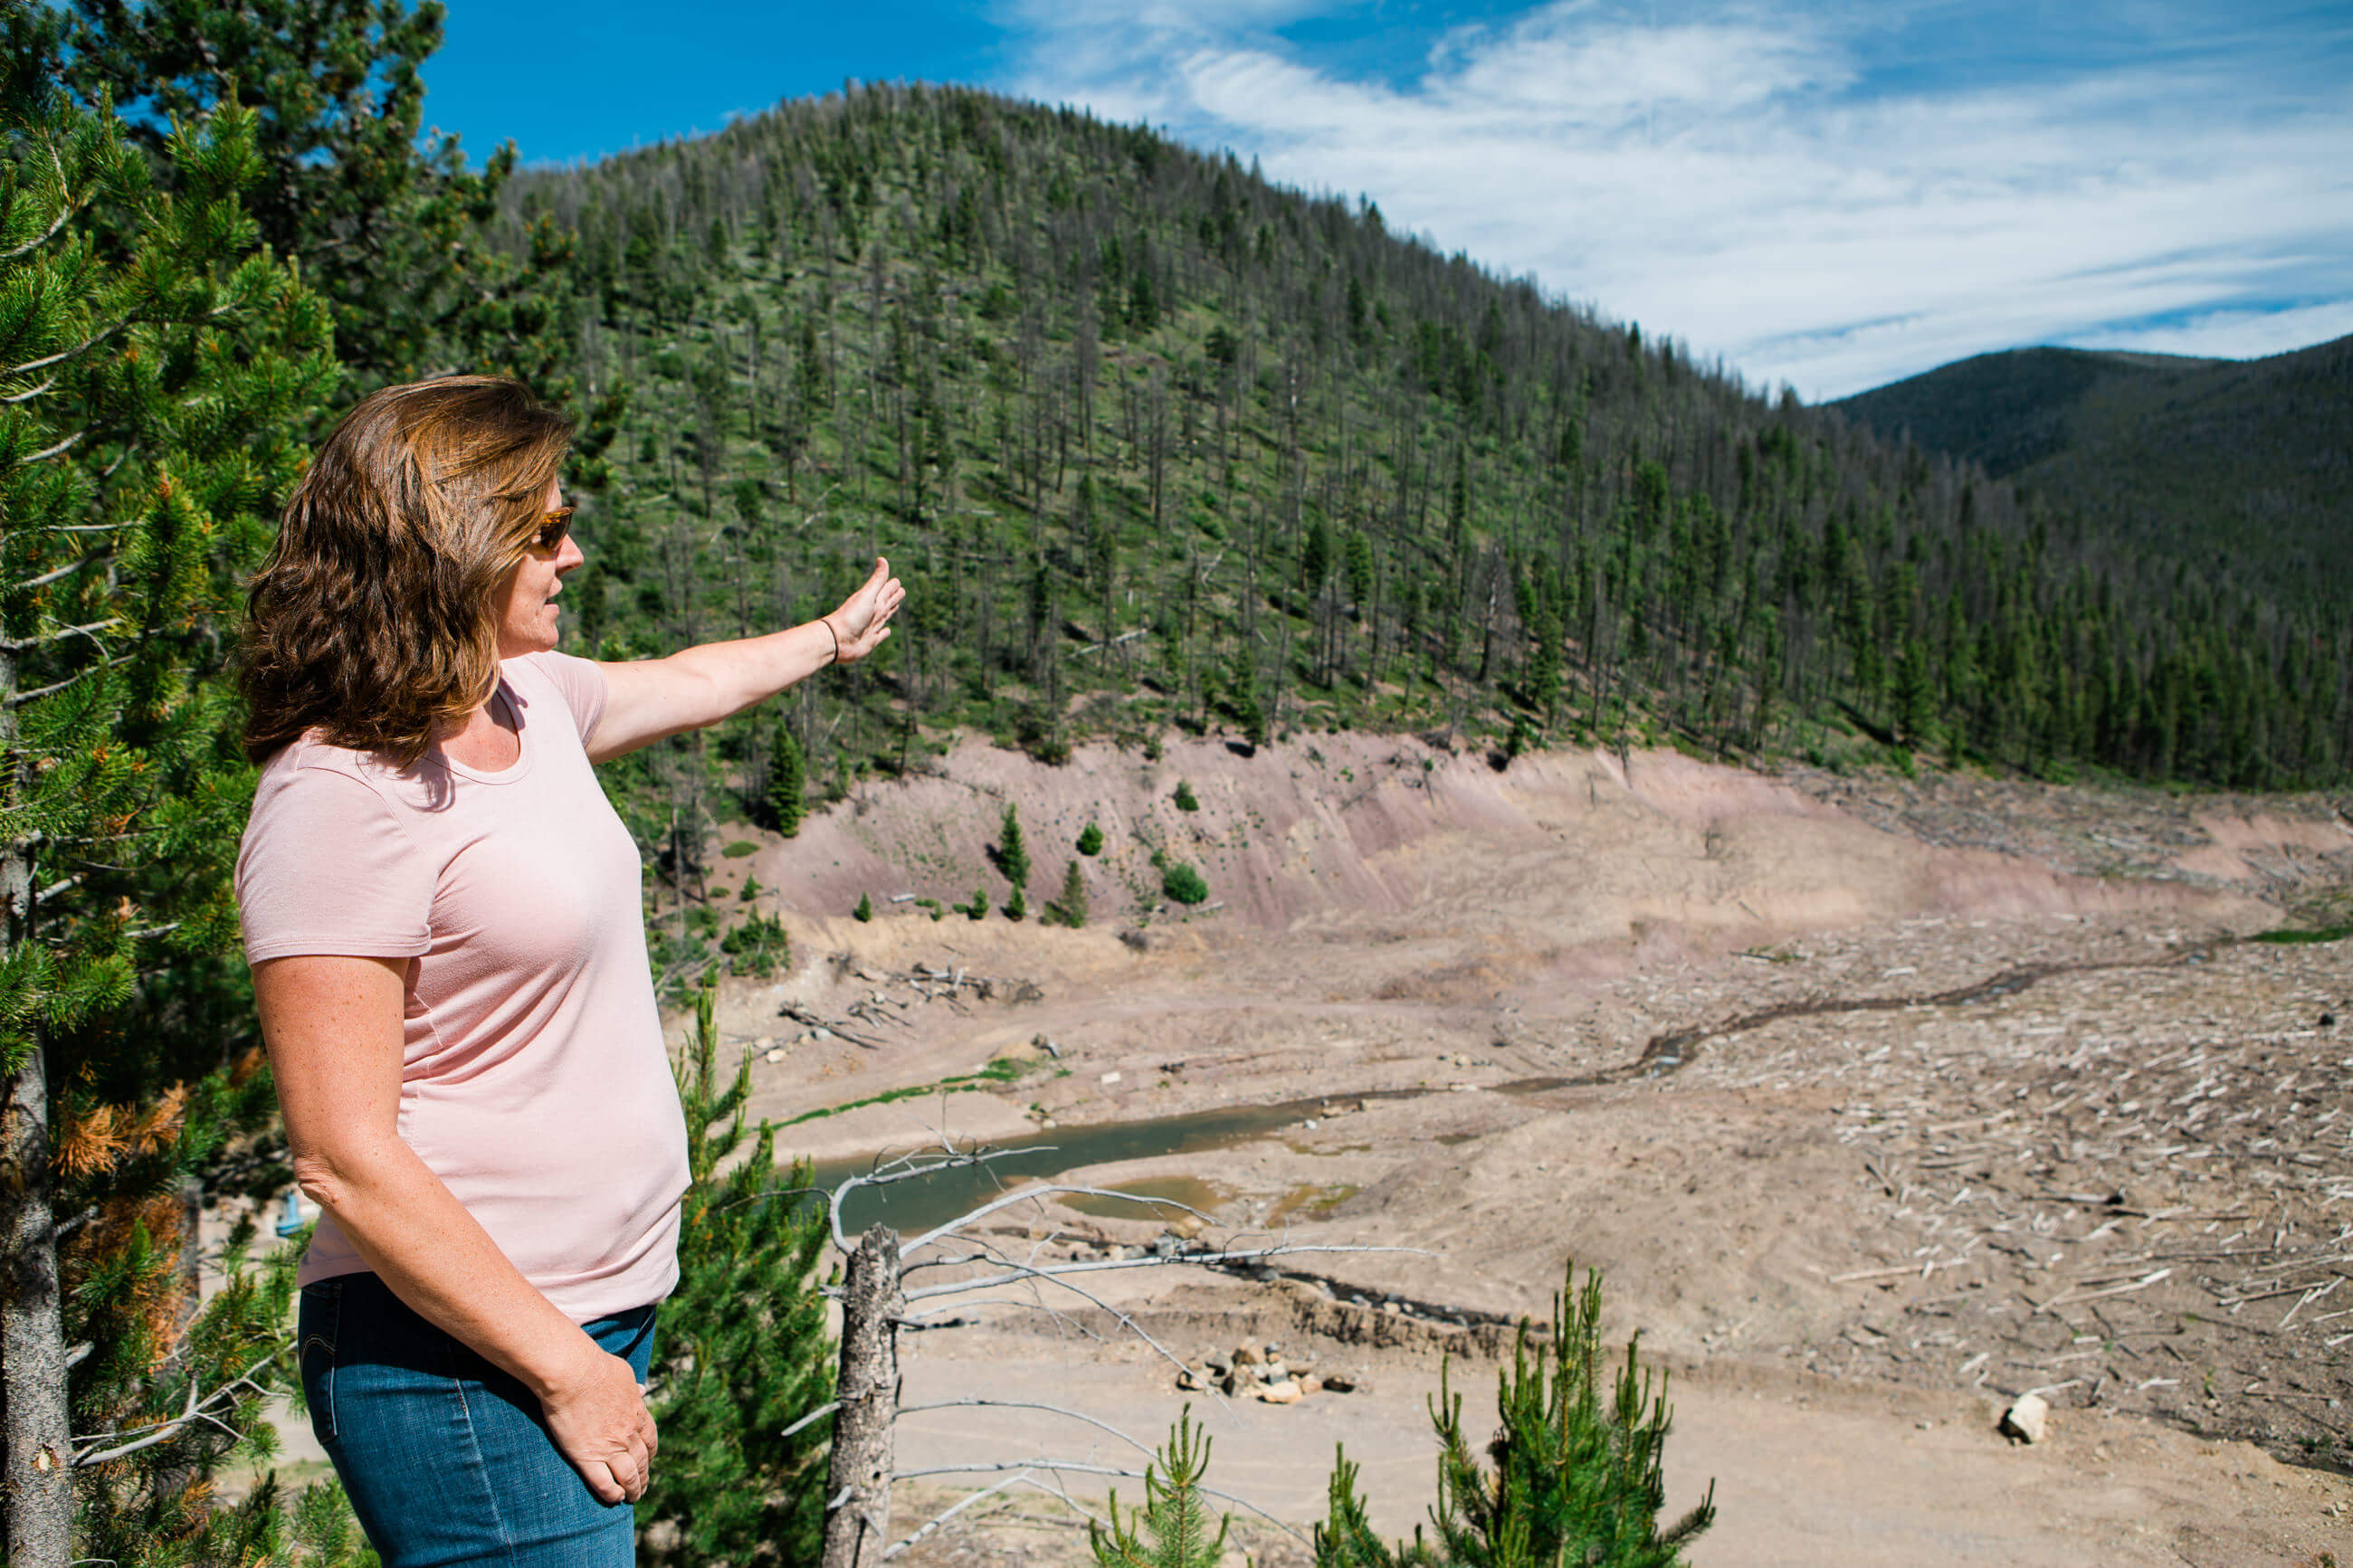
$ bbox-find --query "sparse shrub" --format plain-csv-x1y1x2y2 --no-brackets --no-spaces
720,912,789,977
722,839,758,858
1173,780,1199,812
1160,860,1208,906
739,877,760,901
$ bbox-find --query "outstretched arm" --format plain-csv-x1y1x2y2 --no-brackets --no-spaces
585,556,904,762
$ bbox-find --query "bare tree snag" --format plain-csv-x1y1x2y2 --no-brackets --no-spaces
820,1223,904,1568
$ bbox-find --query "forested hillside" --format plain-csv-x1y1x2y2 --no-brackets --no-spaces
492,84,2351,933
1832,337,2353,613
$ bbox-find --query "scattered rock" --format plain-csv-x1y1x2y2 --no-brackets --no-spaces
763,1048,786,1064
1234,1344,1262,1367
1258,1378,1302,1404
1176,1368,1205,1392
1099,1070,1123,1086
1299,1373,1323,1396
2000,1393,2051,1444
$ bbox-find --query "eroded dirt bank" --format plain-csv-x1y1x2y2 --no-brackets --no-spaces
691,736,2353,1564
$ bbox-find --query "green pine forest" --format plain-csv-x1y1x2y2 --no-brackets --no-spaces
491,82,2351,906
1831,338,2353,616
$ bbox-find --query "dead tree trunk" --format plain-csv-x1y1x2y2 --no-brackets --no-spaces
820,1224,903,1568
2,1041,71,1568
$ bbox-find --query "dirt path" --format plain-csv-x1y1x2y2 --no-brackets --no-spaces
702,737,2353,1562
888,1339,2346,1566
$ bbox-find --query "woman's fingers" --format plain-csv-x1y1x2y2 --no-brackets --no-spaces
541,1345,660,1506
829,557,906,662
584,1461,626,1505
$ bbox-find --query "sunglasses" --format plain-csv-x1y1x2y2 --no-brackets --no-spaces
529,506,575,556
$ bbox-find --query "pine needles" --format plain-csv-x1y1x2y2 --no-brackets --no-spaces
1089,1407,1230,1568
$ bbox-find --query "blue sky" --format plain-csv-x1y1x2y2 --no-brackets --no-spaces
424,1,2353,400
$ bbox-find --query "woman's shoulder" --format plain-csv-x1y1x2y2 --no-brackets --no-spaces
252,731,442,822
503,651,608,743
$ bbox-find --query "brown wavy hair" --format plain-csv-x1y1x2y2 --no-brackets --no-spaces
240,376,574,765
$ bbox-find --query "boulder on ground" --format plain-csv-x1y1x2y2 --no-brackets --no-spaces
2000,1392,2050,1444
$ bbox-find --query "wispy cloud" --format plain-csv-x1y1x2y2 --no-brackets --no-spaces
996,1,2353,398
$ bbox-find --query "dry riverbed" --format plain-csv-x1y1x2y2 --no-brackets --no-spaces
692,736,2353,1565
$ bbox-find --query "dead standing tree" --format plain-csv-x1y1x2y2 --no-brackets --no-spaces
807,1145,1405,1568
821,1223,905,1568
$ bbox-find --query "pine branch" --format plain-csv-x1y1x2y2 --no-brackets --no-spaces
11,550,115,594
70,1341,287,1468
0,616,124,653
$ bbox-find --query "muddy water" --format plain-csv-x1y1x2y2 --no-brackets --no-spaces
810,1100,1317,1237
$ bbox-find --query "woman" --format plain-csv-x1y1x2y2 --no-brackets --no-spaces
236,375,901,1564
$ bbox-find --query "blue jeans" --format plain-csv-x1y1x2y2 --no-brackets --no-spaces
299,1272,657,1567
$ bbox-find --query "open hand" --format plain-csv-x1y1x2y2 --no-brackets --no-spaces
538,1341,658,1505
824,556,906,665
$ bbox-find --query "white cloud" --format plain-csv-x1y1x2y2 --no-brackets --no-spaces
997,0,2353,398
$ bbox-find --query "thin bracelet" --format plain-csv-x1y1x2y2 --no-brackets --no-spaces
823,618,842,665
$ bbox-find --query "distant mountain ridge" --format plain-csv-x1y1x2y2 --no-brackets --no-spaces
1830,336,2353,607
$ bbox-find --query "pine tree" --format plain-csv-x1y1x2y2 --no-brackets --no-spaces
57,0,516,383
1077,821,1105,856
767,721,806,836
1047,860,1090,928
996,801,1031,895
1089,1408,1228,1568
1405,1265,1714,1568
640,982,833,1564
52,0,630,487
1,49,348,1565
853,892,873,923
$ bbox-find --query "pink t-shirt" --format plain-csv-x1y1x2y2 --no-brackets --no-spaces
236,652,689,1323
